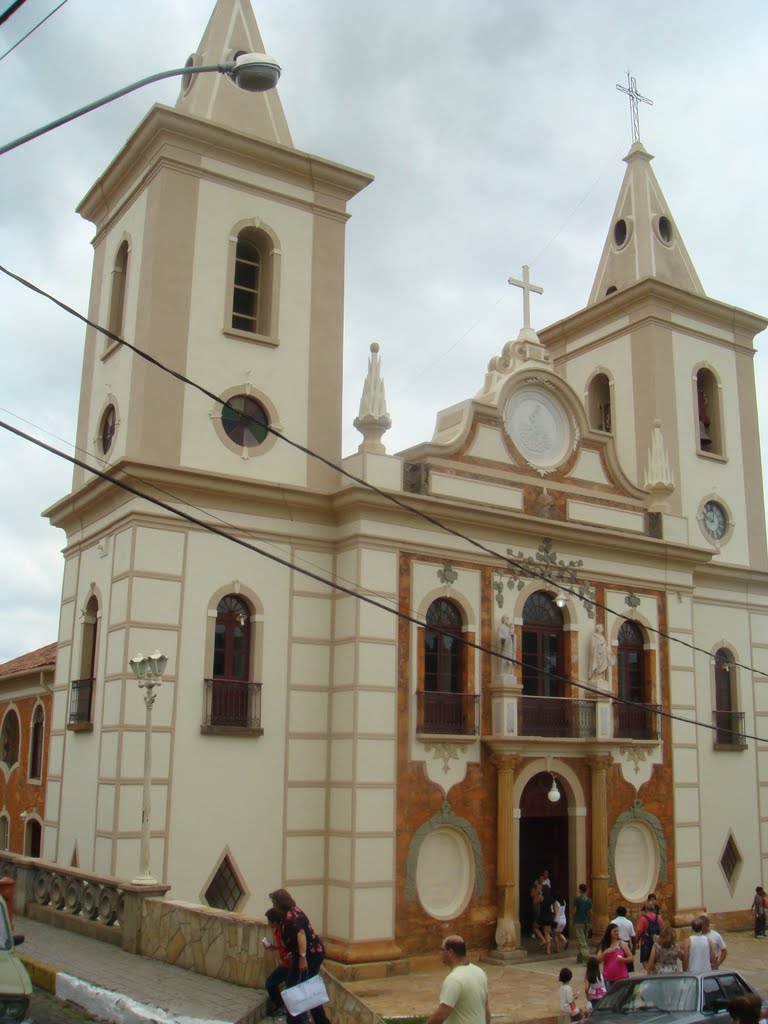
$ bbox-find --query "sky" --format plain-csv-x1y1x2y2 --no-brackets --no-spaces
0,0,766,663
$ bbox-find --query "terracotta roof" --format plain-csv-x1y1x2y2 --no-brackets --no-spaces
0,642,57,679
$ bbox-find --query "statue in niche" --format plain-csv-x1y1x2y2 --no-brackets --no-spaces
589,624,610,682
697,383,712,447
496,615,515,678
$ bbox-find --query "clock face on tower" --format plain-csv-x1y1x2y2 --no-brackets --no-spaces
701,500,727,541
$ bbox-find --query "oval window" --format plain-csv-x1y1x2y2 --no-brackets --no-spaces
614,822,658,902
416,827,474,920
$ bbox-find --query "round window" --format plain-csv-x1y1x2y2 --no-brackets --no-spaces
614,822,659,902
658,216,673,244
614,219,628,247
101,405,116,455
221,395,269,448
415,826,474,920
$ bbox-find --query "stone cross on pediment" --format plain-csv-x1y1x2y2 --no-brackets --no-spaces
508,265,543,331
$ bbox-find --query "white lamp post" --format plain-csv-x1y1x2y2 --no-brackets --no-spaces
0,52,281,157
128,650,168,885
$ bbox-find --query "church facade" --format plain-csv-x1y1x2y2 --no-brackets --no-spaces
39,0,768,965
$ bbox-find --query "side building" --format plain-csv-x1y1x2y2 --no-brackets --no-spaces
34,0,768,966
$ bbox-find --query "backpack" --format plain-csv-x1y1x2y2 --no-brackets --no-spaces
639,913,661,961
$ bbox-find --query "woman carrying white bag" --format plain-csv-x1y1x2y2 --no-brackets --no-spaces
269,888,331,1024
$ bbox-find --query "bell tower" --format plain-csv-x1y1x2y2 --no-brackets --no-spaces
69,0,372,497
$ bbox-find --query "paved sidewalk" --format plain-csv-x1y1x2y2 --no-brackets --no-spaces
343,930,768,1024
16,915,267,1024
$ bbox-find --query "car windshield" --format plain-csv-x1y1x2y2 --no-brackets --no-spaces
0,901,11,951
593,976,699,1014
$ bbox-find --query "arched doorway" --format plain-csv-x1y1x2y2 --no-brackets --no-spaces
518,772,569,938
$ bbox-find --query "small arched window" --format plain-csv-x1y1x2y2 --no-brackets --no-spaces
420,598,469,734
70,595,98,725
24,818,41,858
0,815,8,852
230,227,277,338
714,648,740,745
521,592,564,698
696,367,723,455
588,373,612,432
0,710,20,769
29,706,45,781
107,240,129,340
616,621,654,739
207,595,255,730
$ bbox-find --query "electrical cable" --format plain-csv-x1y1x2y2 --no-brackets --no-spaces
1,260,764,685
0,0,29,28
0,0,67,63
0,416,762,747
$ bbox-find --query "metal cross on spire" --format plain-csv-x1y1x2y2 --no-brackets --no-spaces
616,70,653,144
508,265,543,330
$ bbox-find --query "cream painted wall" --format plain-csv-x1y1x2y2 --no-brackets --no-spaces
180,178,316,486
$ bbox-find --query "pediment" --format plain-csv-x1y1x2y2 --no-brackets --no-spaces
399,371,650,531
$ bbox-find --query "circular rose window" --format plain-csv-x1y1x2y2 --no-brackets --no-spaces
221,395,269,447
415,827,474,920
614,822,658,902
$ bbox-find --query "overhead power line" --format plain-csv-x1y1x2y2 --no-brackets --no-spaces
0,0,68,63
0,415,762,748
0,0,29,28
1,260,765,685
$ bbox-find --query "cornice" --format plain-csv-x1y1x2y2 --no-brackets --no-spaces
541,277,767,354
77,103,374,228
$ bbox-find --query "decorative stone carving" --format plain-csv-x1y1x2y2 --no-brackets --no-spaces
608,800,668,890
405,802,485,905
589,625,610,682
353,342,391,454
644,420,675,493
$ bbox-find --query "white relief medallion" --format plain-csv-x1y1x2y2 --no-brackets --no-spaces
416,827,474,920
504,388,570,469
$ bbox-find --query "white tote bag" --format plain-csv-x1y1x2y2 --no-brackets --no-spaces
282,975,329,1016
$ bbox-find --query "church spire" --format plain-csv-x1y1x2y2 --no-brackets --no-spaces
587,143,704,305
175,0,292,146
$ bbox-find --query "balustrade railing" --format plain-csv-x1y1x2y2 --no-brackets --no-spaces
613,702,661,740
416,691,480,736
202,678,262,731
519,696,597,738
713,709,746,747
68,677,94,724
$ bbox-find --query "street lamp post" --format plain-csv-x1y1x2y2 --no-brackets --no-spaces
128,650,168,886
0,51,281,157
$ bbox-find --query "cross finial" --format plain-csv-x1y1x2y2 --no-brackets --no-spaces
508,265,543,330
616,70,653,144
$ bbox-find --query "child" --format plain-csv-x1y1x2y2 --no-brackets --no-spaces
559,966,585,1021
584,957,606,1009
553,892,569,952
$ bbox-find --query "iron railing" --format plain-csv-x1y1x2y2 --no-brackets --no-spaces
203,679,262,730
713,709,746,747
416,691,480,736
613,702,661,740
68,677,94,724
520,696,597,738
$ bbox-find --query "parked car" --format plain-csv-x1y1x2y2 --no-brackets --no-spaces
591,970,764,1022
0,895,31,1023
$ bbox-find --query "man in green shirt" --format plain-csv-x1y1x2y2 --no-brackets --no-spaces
425,935,490,1024
571,883,593,963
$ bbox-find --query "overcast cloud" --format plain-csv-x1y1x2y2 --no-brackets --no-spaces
0,0,766,663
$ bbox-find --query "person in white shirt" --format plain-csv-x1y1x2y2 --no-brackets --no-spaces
700,915,727,967
611,906,636,953
682,918,717,974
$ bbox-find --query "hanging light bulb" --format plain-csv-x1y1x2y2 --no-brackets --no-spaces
554,592,567,609
548,774,561,802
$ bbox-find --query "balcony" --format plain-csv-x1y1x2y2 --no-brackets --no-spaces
67,677,94,729
713,710,746,749
613,702,661,740
520,696,596,738
201,679,263,736
416,691,480,736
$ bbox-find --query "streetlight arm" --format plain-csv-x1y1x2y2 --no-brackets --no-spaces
0,53,280,157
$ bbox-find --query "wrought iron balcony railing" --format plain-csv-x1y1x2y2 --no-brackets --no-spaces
713,709,746,747
613,702,662,740
203,678,262,732
68,677,94,724
416,691,480,736
520,695,597,738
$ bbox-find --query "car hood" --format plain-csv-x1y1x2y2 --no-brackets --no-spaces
0,952,32,996
593,1015,699,1024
